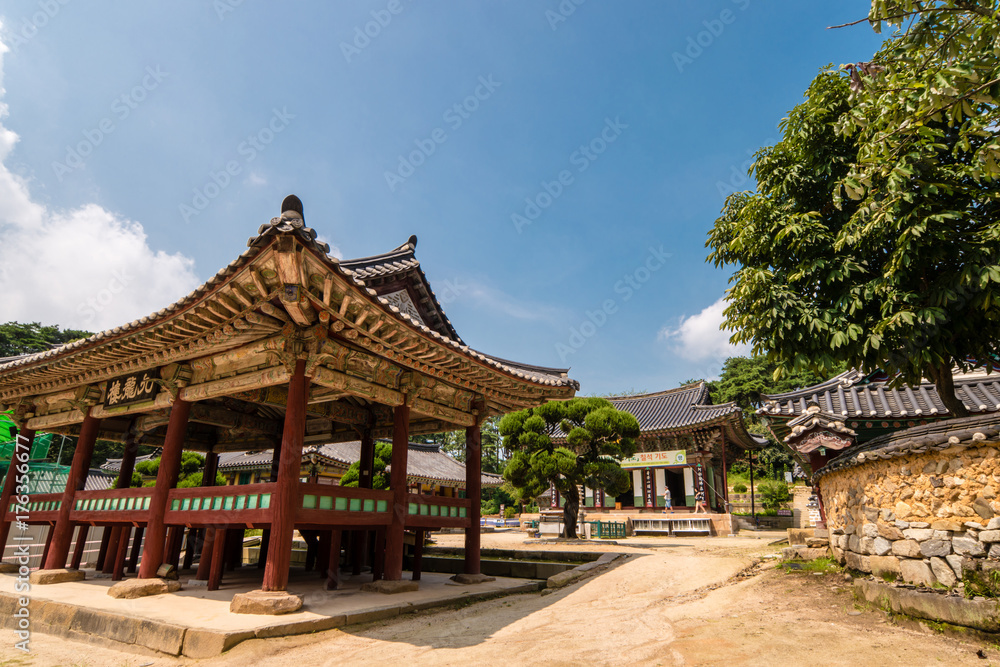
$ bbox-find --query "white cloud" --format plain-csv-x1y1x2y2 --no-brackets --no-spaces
660,297,749,363
0,30,200,331
245,171,267,187
445,278,567,324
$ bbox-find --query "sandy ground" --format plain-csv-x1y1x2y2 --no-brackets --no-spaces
2,531,998,666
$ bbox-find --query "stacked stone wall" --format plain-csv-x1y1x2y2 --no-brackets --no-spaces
820,437,1000,587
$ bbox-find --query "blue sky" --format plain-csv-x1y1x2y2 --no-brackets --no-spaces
0,1,885,395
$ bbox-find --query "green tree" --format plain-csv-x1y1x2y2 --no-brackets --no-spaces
0,322,91,357
339,442,392,490
176,470,227,488
422,416,506,474
707,55,1000,419
500,397,640,539
757,479,791,511
708,356,835,479
136,451,208,487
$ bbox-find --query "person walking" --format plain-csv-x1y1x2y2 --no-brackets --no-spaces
662,487,672,512
694,488,706,514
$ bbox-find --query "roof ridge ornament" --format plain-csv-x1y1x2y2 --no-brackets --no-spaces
247,194,331,255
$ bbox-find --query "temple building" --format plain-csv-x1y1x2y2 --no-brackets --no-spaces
757,366,1000,526
0,196,576,608
551,383,762,515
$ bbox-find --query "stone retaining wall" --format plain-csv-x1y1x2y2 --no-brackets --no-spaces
819,437,1000,587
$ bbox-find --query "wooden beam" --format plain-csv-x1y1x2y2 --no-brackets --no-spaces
180,366,292,403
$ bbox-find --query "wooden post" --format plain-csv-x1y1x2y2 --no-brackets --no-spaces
44,415,101,570
70,525,89,570
355,425,375,577
139,399,192,578
166,526,184,568
262,360,309,592
316,531,331,578
226,530,243,571
383,404,410,581
373,528,386,581
39,525,55,568
325,529,341,590
103,430,140,573
182,528,197,571
112,526,131,581
102,526,122,574
208,528,227,591
196,527,217,580
412,529,424,581
258,445,281,569
0,428,34,558
464,422,482,575
127,526,144,573
95,528,112,571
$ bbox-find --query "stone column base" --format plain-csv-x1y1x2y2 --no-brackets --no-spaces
230,589,303,615
108,577,181,599
450,573,496,585
361,579,419,594
29,568,86,585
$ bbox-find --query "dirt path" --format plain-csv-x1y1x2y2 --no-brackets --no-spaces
1,532,996,666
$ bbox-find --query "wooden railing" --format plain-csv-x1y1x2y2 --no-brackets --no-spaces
71,487,155,524
164,482,276,527
405,493,471,528
295,482,393,528
5,493,63,523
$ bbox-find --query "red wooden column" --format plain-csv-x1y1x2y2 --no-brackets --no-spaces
208,528,227,591
44,415,101,570
127,526,144,573
103,429,142,573
70,525,89,570
324,529,342,591
411,529,424,581
257,445,281,569
193,450,220,579
112,526,132,581
352,426,376,574
261,360,309,592
0,428,34,560
138,398,193,578
464,421,482,575
383,404,410,581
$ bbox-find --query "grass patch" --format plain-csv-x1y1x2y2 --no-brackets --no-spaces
962,569,1000,599
879,571,898,583
780,557,840,574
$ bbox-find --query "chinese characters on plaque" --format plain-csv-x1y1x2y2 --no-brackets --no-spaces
104,371,159,407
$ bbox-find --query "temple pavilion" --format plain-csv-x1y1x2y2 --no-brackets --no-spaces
550,383,762,516
0,196,577,607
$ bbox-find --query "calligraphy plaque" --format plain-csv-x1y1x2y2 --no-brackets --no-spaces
104,370,160,408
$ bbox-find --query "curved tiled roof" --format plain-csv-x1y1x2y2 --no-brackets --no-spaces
0,199,578,402
814,412,1000,480
598,383,763,449
759,369,1000,420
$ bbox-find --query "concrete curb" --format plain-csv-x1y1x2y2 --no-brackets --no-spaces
854,579,1000,632
0,579,547,658
547,553,625,589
